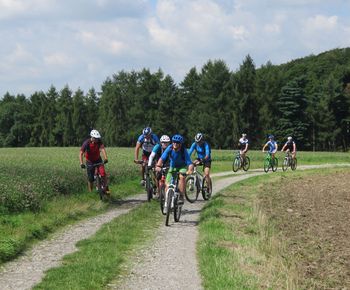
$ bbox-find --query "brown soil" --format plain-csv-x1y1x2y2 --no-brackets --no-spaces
260,170,350,289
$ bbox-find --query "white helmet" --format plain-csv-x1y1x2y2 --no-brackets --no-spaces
287,136,293,141
90,129,101,139
195,133,203,142
242,133,247,138
160,135,170,143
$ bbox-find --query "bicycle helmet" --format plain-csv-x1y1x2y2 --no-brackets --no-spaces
268,135,274,139
172,134,184,144
195,133,203,142
90,129,101,139
160,135,170,143
242,133,247,138
142,127,152,136
287,136,293,141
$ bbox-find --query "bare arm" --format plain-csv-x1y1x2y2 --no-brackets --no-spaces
134,143,141,162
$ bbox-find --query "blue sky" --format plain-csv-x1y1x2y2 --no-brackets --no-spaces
1,0,350,97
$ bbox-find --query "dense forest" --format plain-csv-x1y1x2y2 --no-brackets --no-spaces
1,48,350,151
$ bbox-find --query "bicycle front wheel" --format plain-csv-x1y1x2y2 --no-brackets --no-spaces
185,176,198,203
159,183,166,215
242,157,250,171
282,157,288,171
201,177,212,200
145,173,153,202
232,157,241,172
174,195,182,222
264,158,270,173
165,189,174,226
291,158,297,170
272,158,278,172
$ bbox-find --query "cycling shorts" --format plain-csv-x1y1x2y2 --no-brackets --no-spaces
166,167,187,184
86,159,105,182
196,158,211,169
142,150,151,162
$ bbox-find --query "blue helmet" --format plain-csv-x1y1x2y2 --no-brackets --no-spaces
142,127,152,136
268,135,274,139
172,134,184,144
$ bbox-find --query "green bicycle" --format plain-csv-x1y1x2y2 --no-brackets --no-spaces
263,152,278,173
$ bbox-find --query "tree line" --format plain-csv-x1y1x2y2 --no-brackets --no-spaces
1,48,350,151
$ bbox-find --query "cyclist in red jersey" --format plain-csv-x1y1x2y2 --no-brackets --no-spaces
79,129,109,192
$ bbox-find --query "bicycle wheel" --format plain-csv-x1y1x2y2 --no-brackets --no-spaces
272,158,278,172
232,157,241,172
242,156,250,171
263,158,270,173
159,183,166,215
201,177,212,200
282,157,288,171
291,158,297,170
185,176,198,203
174,195,182,222
165,188,173,226
145,172,153,202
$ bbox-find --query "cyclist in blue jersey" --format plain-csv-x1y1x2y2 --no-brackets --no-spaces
148,135,171,196
188,133,212,192
262,135,278,161
281,136,297,160
134,127,159,186
155,134,194,205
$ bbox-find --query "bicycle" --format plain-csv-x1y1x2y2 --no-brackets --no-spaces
232,151,250,172
282,152,297,171
135,160,156,202
263,152,278,173
185,163,212,203
164,172,186,226
86,162,109,201
158,166,169,215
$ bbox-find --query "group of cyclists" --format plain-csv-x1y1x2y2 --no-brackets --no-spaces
79,128,296,201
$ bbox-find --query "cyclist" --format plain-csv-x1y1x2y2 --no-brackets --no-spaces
188,133,212,192
238,133,249,162
262,135,278,161
281,136,297,160
155,134,194,205
147,134,171,197
79,129,109,193
134,127,159,186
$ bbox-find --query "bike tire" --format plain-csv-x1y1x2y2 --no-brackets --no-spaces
282,157,288,171
185,176,198,203
201,177,212,200
272,158,278,172
264,158,270,173
159,184,166,215
232,157,240,172
291,158,297,170
165,188,173,226
242,156,250,171
146,172,153,202
174,196,182,222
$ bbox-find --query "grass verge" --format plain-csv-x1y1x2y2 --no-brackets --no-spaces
198,168,350,289
33,200,162,290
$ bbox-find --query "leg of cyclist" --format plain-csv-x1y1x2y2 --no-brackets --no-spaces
203,160,212,192
178,168,187,205
86,163,95,192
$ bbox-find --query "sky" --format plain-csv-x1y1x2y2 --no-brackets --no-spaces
1,0,350,97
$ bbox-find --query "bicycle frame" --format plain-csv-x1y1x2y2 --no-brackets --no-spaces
86,162,108,199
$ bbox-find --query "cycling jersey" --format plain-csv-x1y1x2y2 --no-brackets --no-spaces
137,133,159,153
188,141,211,161
266,140,277,153
160,145,192,168
80,139,104,162
148,143,170,167
284,141,296,152
238,137,249,150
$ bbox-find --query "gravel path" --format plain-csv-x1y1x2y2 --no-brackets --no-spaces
0,164,348,290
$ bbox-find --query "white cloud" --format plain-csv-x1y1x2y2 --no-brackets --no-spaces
44,52,72,66
305,15,338,31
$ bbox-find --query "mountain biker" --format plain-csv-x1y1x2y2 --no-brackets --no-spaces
79,129,109,193
281,136,297,160
134,127,159,186
188,133,212,192
148,134,171,197
238,133,249,161
155,134,194,205
262,135,278,160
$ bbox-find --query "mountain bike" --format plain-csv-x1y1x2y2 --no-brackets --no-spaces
263,152,278,173
164,172,185,226
282,152,297,171
158,166,169,215
185,163,212,203
145,165,157,202
87,162,109,201
232,151,250,172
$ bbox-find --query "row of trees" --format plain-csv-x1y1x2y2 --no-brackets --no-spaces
1,48,350,150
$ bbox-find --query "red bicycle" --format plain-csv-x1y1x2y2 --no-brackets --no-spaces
158,166,169,215
87,162,109,201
